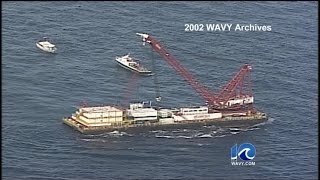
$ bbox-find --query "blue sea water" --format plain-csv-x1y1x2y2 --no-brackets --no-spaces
2,1,318,179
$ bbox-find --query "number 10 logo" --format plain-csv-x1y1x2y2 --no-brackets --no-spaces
231,143,256,161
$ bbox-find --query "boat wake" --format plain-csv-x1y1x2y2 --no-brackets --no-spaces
197,134,213,138
250,117,274,128
155,135,175,139
82,131,134,139
79,122,266,141
80,138,107,142
151,124,265,139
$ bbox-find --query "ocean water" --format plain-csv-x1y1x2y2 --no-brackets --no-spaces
2,1,318,179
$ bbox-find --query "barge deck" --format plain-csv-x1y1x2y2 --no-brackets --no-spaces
63,111,267,134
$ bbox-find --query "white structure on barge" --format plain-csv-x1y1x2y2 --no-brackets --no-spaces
127,102,158,122
71,106,124,127
173,106,222,121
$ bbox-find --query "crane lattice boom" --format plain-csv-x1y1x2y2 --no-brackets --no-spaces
136,33,254,110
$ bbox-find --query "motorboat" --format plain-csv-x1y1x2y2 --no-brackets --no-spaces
115,54,153,75
36,37,57,53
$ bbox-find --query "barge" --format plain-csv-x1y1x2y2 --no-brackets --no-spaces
63,101,267,134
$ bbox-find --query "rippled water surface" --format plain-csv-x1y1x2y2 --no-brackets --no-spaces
2,1,318,179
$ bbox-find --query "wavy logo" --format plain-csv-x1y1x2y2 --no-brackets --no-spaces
231,143,256,161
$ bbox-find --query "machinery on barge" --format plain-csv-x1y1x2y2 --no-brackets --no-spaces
63,33,268,133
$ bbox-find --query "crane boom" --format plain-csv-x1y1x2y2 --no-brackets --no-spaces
218,64,252,100
136,33,254,110
136,33,218,105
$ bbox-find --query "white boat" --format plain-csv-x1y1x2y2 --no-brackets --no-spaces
115,54,153,75
36,37,57,53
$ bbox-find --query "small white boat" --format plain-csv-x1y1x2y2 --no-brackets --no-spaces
115,54,153,75
36,37,57,53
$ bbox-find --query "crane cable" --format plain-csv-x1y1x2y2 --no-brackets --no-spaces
121,72,138,107
151,49,161,110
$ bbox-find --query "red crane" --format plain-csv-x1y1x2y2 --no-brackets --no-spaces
136,33,254,111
